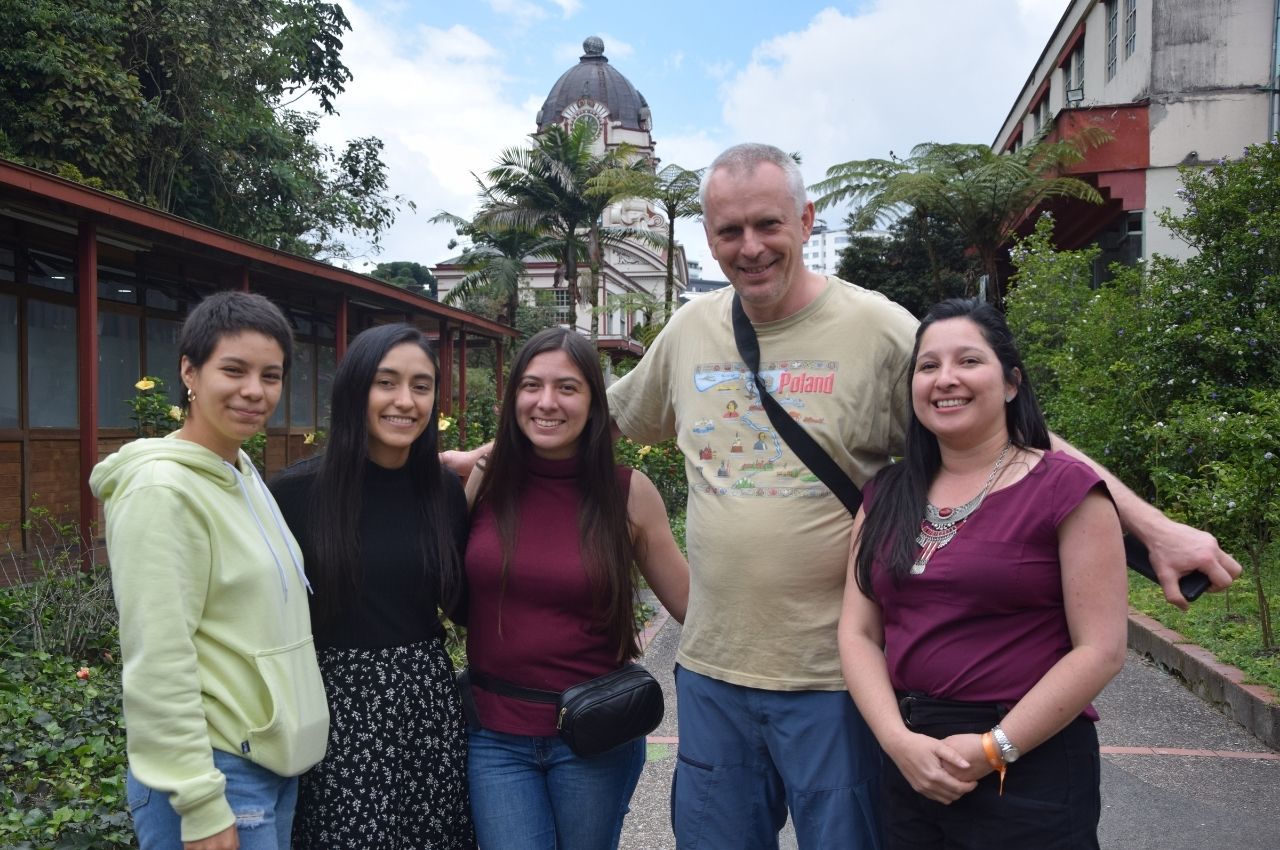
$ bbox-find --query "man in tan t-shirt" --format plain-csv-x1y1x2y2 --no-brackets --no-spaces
605,143,1240,850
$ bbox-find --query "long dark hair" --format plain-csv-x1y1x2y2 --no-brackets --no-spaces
291,324,462,625
474,327,642,662
855,298,1050,596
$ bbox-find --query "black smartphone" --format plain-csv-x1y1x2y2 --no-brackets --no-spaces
1123,535,1211,602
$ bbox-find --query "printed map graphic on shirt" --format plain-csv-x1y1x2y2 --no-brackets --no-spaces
688,358,837,499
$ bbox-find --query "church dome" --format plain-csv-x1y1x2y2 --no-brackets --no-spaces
536,37,652,133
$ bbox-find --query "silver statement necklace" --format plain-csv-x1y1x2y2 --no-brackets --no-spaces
911,441,1012,575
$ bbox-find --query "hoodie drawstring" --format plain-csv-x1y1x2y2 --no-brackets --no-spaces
226,460,312,599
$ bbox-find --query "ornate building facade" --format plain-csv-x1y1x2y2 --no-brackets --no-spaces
435,37,688,351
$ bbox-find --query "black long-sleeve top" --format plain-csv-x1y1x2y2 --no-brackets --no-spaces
271,457,468,649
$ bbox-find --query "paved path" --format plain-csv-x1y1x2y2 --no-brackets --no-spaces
621,613,1280,850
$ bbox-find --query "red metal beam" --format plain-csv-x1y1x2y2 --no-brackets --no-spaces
0,159,515,340
77,222,98,563
335,296,349,361
457,333,468,445
495,339,505,403
438,320,453,415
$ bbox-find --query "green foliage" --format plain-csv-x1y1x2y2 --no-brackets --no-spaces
1006,213,1101,410
0,0,405,260
615,438,688,516
836,212,974,317
127,376,183,438
243,432,268,476
1007,142,1280,664
812,128,1112,306
2,506,129,849
370,261,439,299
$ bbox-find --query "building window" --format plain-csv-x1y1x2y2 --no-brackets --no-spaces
145,317,181,387
1106,0,1119,80
552,289,573,325
97,312,141,428
289,341,316,428
1033,96,1050,132
27,300,78,427
1124,0,1137,58
0,295,17,428
1074,44,1086,93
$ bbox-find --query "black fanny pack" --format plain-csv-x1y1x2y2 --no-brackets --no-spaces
463,664,664,758
896,691,1007,730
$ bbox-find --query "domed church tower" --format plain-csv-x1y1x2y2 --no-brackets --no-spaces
536,36,655,163
437,37,687,345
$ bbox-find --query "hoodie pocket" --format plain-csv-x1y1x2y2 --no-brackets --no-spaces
246,636,329,776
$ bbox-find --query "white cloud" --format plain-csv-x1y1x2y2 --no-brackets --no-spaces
484,0,547,26
550,0,582,17
311,3,537,266
717,0,1064,195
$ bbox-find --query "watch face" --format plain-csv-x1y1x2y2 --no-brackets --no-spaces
574,114,600,140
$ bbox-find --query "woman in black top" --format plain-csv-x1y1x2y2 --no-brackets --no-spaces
272,324,474,849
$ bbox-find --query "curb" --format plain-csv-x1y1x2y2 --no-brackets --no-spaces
1127,609,1280,751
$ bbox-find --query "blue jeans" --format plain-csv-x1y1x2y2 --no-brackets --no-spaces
127,749,298,849
468,727,645,850
672,665,883,850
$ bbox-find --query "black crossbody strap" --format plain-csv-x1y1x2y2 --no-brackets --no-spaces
730,295,863,517
465,667,560,704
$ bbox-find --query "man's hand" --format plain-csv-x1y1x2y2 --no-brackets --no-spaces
1144,518,1242,610
441,446,488,480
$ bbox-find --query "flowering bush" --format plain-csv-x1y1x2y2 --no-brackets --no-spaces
127,376,183,437
615,438,687,517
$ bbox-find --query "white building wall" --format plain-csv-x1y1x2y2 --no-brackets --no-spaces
994,0,1277,264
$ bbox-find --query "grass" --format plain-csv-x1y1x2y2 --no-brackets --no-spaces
1126,549,1280,694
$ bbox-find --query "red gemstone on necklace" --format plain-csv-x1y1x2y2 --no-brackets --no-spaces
938,507,953,518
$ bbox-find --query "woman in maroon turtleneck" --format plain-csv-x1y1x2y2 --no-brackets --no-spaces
463,327,688,850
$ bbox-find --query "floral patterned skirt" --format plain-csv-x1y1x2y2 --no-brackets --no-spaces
293,637,476,849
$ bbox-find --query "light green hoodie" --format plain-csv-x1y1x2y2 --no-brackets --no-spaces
90,434,328,842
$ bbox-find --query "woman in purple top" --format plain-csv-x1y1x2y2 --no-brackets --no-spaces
839,298,1128,849
463,327,688,850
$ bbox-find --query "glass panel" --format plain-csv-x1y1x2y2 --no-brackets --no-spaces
98,266,139,304
289,342,315,427
317,344,335,431
27,300,78,426
98,312,141,427
145,317,182,389
0,295,17,427
0,246,15,283
145,279,182,312
270,377,287,428
28,251,75,293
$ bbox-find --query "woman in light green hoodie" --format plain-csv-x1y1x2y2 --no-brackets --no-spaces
91,291,328,850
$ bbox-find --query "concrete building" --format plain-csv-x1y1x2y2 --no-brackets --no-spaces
435,37,688,353
994,0,1280,276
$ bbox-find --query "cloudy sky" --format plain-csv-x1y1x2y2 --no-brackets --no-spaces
312,0,1070,280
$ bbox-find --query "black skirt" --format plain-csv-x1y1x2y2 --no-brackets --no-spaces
293,637,476,849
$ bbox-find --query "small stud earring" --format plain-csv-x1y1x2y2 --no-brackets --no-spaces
1004,395,1014,403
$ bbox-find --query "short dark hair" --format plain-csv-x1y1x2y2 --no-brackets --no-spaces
178,291,294,410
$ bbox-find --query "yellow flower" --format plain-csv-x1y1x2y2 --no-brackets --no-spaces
303,432,316,445
637,445,653,457
135,378,156,391
168,405,184,421
438,414,453,432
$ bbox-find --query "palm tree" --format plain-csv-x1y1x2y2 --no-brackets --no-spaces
810,128,1111,306
429,211,562,326
639,164,702,315
477,122,653,332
